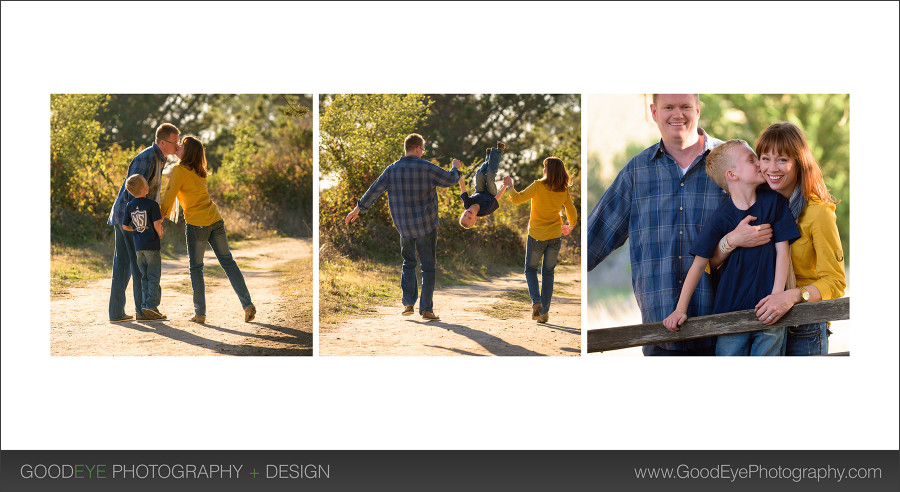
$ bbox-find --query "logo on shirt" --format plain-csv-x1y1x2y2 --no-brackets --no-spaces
131,210,148,233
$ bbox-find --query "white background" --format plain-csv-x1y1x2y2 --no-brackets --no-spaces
2,1,898,451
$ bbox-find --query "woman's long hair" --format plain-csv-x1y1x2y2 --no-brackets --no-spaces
756,122,837,204
179,136,208,178
539,157,570,193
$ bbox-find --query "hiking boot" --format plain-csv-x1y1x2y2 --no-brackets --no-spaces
244,304,257,322
142,307,165,318
537,313,549,324
139,310,167,321
421,311,441,322
110,314,134,323
402,305,414,316
190,315,206,324
497,140,506,151
532,302,542,320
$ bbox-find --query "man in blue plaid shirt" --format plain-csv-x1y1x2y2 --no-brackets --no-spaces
587,94,729,355
107,123,181,323
346,133,462,321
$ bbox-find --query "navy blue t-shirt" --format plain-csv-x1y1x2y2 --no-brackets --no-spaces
690,189,800,315
124,197,162,251
459,192,499,217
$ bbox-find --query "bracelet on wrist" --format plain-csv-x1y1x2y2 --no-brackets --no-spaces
719,235,735,254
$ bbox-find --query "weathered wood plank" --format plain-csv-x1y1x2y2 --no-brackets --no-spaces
587,297,849,353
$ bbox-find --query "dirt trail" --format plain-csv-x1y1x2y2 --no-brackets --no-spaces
320,266,581,356
51,238,312,356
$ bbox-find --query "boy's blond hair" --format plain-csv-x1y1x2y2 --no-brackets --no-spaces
125,174,148,196
459,209,476,229
706,139,749,190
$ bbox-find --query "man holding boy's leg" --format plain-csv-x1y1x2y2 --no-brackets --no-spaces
345,133,462,321
107,123,180,323
586,94,729,355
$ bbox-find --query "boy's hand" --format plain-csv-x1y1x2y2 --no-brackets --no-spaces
561,224,573,236
502,176,513,187
451,158,462,170
662,310,687,332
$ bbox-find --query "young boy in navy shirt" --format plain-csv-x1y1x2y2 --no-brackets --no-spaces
663,140,800,356
459,141,508,228
122,174,166,320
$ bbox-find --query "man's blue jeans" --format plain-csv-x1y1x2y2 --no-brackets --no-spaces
525,235,561,315
186,220,253,317
400,229,437,314
785,322,829,356
716,327,786,356
109,224,142,320
474,147,503,196
136,249,162,310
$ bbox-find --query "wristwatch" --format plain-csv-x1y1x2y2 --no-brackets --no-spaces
799,286,811,303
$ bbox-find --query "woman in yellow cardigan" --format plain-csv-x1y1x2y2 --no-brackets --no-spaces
504,157,578,323
161,136,256,324
718,123,846,355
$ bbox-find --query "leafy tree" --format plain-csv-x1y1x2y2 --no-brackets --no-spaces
319,94,431,257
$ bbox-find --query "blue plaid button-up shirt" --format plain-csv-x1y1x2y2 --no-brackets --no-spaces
107,143,167,225
358,156,461,239
587,130,727,343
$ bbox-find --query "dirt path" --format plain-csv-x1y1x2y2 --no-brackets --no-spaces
51,238,312,356
320,266,581,356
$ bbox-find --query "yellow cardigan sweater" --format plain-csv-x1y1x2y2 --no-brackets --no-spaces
507,180,578,241
160,165,222,227
793,196,846,300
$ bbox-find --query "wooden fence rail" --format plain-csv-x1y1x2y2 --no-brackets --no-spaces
587,297,850,353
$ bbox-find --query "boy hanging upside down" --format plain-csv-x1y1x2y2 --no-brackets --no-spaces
458,141,509,228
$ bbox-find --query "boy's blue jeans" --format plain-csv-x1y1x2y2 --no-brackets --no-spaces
524,235,561,315
109,224,142,320
136,249,162,310
474,148,503,196
785,322,828,355
716,327,786,356
400,229,437,314
186,220,253,317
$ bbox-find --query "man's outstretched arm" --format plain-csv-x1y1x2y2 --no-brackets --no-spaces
347,167,391,226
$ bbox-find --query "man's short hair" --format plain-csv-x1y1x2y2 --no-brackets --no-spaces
125,174,148,196
651,94,700,105
706,139,748,190
404,133,425,152
156,123,180,143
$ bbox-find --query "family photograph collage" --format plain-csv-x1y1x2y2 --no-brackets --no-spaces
48,92,850,358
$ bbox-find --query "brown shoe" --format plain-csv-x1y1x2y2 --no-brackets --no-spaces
497,140,506,151
402,305,414,316
532,302,542,320
421,311,441,321
110,314,134,323
137,311,167,321
190,315,206,324
244,304,256,322
537,313,549,324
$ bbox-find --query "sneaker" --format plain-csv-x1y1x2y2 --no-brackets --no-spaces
497,140,506,151
532,302,542,320
537,314,549,324
421,311,441,321
190,314,206,324
110,314,134,323
402,305,414,316
244,304,256,322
